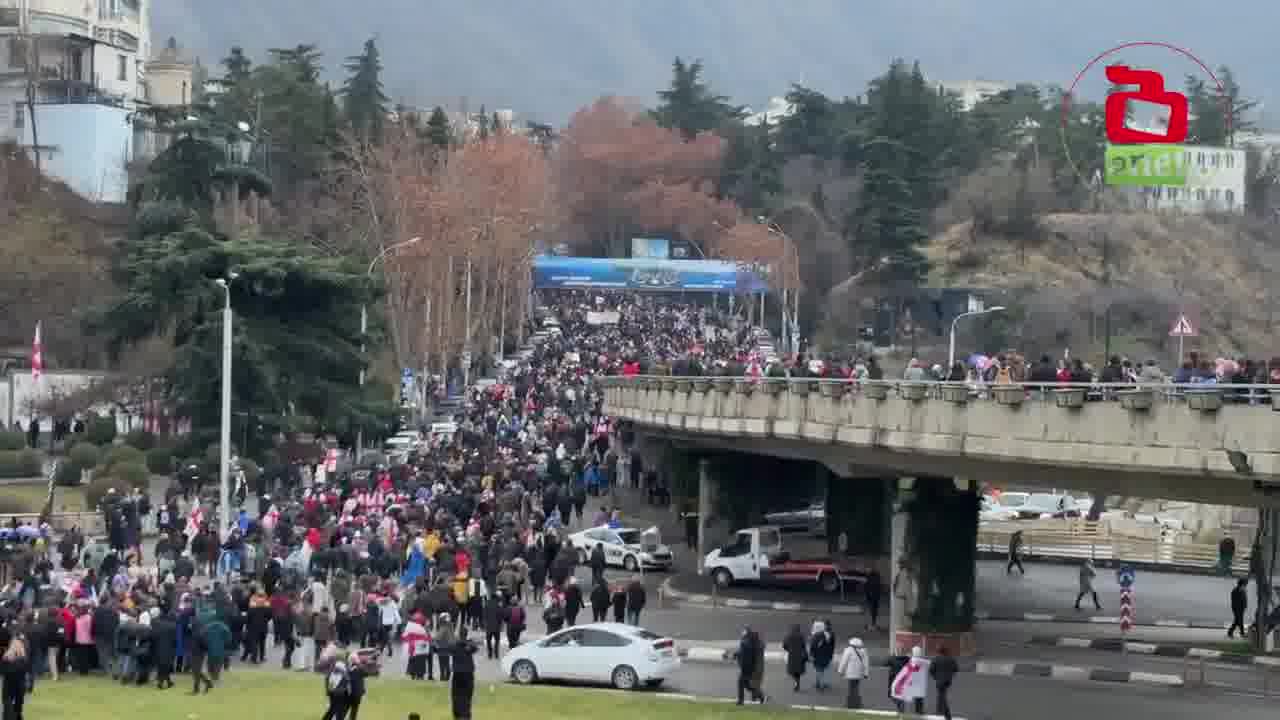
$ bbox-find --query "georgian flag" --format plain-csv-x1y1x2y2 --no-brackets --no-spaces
31,322,43,382
185,501,204,542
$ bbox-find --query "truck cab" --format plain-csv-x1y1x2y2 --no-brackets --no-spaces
703,526,783,587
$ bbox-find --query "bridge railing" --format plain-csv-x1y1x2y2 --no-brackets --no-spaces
600,375,1280,410
978,519,1251,573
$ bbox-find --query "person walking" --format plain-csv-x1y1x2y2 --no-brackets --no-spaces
448,628,479,720
433,615,455,682
624,577,645,626
1229,578,1249,638
863,569,882,630
836,637,870,709
782,625,808,691
890,646,929,715
1074,560,1101,611
504,602,525,649
589,543,607,587
321,656,353,720
733,626,766,705
589,580,609,622
0,625,29,720
809,619,835,691
1007,530,1025,575
930,646,959,720
564,578,583,627
482,594,504,659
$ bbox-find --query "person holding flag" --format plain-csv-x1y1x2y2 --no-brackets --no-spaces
890,646,930,714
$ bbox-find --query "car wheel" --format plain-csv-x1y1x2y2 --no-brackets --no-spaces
818,571,840,593
712,568,733,588
623,554,639,572
612,664,639,690
511,660,538,685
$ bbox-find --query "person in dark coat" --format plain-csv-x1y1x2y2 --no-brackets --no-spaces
589,544,607,586
449,628,479,720
0,625,30,720
863,570,882,630
610,584,627,623
624,578,645,625
482,593,504,659
733,626,765,704
809,620,835,691
149,609,178,689
1229,578,1249,638
563,578,584,626
783,624,808,691
589,580,610,622
347,656,369,720
930,646,959,720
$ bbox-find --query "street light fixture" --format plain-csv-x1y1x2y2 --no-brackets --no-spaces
214,271,239,539
356,236,422,462
948,305,1007,371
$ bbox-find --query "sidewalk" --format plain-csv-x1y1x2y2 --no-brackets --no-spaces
661,575,1230,630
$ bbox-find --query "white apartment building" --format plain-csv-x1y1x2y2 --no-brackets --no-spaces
0,0,151,203
937,79,1011,111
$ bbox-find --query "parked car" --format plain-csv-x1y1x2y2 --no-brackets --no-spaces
568,526,674,571
1018,493,1082,519
764,501,826,534
501,623,681,689
980,496,1019,522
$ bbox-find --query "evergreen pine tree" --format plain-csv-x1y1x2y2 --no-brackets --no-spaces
652,57,744,139
425,106,452,149
341,37,390,143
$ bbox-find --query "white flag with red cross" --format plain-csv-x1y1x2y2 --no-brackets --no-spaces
31,322,43,382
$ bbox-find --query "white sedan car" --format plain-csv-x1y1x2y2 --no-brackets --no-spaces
501,623,681,689
980,496,1019,522
568,525,674,571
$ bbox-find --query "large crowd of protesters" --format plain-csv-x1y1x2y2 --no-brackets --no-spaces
0,291,768,720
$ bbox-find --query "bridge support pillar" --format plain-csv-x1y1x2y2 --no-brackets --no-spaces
889,475,979,658
696,457,717,576
888,476,912,659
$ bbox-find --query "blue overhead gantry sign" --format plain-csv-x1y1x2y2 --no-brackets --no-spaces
531,256,771,293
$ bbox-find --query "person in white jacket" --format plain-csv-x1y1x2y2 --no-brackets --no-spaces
836,637,870,709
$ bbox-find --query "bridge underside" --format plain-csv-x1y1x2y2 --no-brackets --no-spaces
634,427,1280,508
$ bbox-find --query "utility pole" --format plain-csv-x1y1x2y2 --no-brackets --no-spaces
1100,229,1113,360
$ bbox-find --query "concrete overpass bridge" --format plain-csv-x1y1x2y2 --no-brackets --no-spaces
601,375,1280,657
601,376,1280,507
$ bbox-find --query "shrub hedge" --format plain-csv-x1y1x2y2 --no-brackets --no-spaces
0,431,25,452
0,449,42,479
145,447,174,475
123,430,157,452
84,415,118,446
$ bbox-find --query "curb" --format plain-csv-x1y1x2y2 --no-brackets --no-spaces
1030,636,1280,667
975,660,1184,688
660,579,1225,629
517,683,965,719
977,549,1239,579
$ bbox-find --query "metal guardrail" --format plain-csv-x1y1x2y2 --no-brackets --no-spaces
978,520,1252,572
601,375,1280,408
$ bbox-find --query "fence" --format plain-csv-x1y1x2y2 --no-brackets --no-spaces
0,511,104,536
978,519,1251,573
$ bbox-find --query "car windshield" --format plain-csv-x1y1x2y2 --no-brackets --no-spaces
616,530,641,545
1028,493,1066,508
1000,493,1028,507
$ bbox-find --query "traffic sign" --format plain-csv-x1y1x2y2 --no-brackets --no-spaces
1119,588,1135,633
1169,314,1197,337
1117,565,1136,588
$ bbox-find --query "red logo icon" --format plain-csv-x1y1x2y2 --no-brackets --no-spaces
1103,64,1188,144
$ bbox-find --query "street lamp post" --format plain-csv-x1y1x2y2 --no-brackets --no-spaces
214,273,239,539
356,236,422,462
948,306,1007,370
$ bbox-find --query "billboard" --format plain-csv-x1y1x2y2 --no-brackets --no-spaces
631,237,670,259
532,256,770,293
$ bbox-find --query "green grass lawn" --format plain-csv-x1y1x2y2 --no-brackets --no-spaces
28,673,876,720
5,481,88,513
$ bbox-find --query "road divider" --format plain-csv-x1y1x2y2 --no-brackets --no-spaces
975,660,1184,688
1029,635,1280,666
659,578,1226,629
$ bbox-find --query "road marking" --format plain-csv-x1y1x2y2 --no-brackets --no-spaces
1129,671,1184,687
1186,647,1222,659
1253,656,1280,667
1059,637,1092,648
688,594,712,603
725,598,752,608
1155,619,1190,627
1088,616,1121,624
1123,642,1158,654
684,647,728,662
975,661,1016,676
1024,613,1055,621
773,602,802,611
1050,665,1090,681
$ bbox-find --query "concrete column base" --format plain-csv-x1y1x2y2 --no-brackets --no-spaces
894,630,977,658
